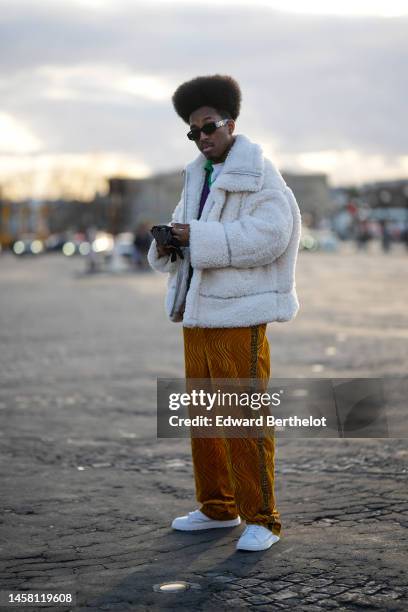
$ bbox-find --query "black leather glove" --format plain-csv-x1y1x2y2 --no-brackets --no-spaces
150,225,185,262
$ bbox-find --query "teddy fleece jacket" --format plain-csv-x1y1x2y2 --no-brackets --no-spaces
147,133,302,328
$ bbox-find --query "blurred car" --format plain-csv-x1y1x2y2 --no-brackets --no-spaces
299,227,339,252
62,232,91,257
12,235,45,256
89,231,114,257
44,233,67,253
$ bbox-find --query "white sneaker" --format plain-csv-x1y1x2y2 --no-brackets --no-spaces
236,524,280,551
171,509,241,531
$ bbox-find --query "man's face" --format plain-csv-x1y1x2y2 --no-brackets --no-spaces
188,106,235,162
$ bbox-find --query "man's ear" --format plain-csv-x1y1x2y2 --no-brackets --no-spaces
227,119,235,135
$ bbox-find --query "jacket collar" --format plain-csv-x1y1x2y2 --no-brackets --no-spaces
184,133,264,192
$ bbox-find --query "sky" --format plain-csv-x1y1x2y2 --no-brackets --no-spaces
0,0,407,200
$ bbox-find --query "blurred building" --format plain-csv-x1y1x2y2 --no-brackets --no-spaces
0,195,111,247
108,171,183,231
0,168,336,247
281,172,332,226
108,169,333,229
0,199,49,247
359,179,408,210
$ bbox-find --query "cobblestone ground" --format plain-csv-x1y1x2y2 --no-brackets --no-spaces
0,244,407,611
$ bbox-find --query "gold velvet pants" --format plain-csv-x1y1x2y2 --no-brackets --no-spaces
182,324,281,536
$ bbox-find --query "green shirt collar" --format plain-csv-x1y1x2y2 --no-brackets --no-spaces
204,159,214,186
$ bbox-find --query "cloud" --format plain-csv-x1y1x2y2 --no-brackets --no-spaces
0,0,407,197
34,64,174,102
0,151,150,200
0,112,43,154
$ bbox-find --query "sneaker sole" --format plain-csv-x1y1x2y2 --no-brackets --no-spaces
172,518,241,531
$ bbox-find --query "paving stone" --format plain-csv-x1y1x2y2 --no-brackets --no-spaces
271,590,299,600
245,594,274,604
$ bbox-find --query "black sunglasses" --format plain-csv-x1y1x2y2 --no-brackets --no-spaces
187,118,229,141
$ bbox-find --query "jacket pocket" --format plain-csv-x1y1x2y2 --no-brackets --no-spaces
198,265,277,299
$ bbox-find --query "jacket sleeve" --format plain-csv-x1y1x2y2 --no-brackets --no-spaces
189,188,294,270
147,192,184,274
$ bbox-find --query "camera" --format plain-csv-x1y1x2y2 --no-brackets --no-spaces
150,225,184,262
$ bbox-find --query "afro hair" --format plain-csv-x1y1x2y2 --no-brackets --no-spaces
172,74,242,124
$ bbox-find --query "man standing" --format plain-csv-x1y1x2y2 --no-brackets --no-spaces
148,74,301,552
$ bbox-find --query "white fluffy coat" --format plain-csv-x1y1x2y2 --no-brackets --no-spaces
147,133,301,328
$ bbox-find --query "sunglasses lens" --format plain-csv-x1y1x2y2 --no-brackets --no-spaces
202,122,217,135
187,129,200,141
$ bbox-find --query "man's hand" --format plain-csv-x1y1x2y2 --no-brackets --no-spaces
171,223,190,246
156,244,175,258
